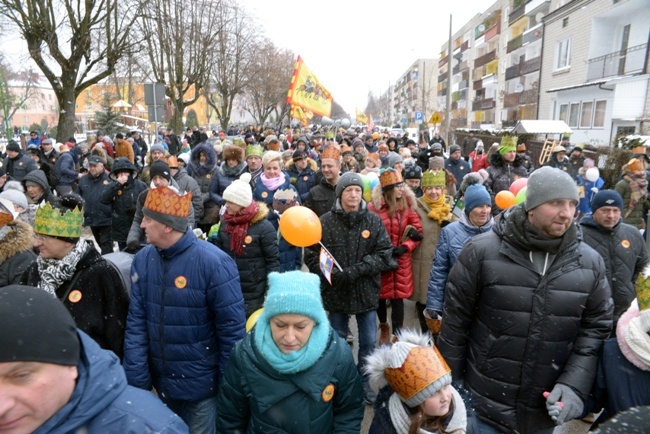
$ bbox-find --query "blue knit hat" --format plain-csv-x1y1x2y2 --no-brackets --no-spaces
260,271,328,326
591,190,624,212
464,184,491,214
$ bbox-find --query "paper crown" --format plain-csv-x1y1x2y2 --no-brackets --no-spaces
0,198,16,226
143,186,191,219
500,136,518,148
245,144,264,159
379,168,403,188
384,344,452,407
34,202,83,238
421,170,446,188
636,265,650,311
321,145,341,160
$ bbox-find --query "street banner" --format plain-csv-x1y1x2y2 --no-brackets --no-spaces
356,109,368,124
286,56,332,117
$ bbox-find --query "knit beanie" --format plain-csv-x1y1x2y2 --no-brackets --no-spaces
463,184,491,215
378,143,389,153
150,143,165,154
258,271,328,326
0,189,28,211
178,153,190,166
499,136,517,156
365,153,380,166
525,166,579,211
335,172,364,198
0,285,80,366
429,156,444,170
404,165,422,180
591,190,624,212
583,158,595,169
149,160,171,182
6,140,21,152
387,152,403,168
365,329,452,407
223,173,253,207
449,144,461,154
143,186,191,233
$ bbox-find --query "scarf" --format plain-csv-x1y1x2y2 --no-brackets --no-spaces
617,301,650,371
260,172,286,192
222,161,245,178
387,387,467,434
501,204,577,255
623,172,648,213
37,238,90,297
253,316,329,375
422,194,451,225
222,201,259,256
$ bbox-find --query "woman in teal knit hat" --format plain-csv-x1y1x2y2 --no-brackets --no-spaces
216,270,365,433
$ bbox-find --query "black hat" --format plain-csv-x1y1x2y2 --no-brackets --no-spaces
150,160,171,182
404,165,422,180
335,172,364,198
292,150,308,161
6,140,21,152
88,155,104,165
0,285,80,366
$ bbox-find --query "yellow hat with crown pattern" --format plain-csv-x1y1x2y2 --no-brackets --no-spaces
421,170,446,188
34,202,83,238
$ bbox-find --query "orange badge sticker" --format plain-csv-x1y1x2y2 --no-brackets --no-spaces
103,180,109,185
303,176,309,181
206,174,211,179
322,384,335,402
261,191,268,198
68,290,82,303
460,166,465,170
19,162,23,166
118,190,123,195
362,230,370,239
245,235,253,244
175,276,187,289
622,240,631,248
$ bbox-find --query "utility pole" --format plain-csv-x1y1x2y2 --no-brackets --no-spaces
0,74,11,138
445,14,453,147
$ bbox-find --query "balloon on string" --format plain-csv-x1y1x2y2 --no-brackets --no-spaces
367,172,379,189
515,186,527,205
495,191,516,209
509,178,528,196
361,175,372,202
585,167,600,182
279,206,322,247
246,308,263,332
340,118,351,129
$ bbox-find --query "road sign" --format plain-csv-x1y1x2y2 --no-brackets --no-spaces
148,106,165,123
429,112,442,124
415,111,423,121
144,83,165,105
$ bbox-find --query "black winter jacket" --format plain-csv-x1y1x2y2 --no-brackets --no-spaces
102,174,148,243
580,214,649,327
304,177,337,218
438,205,613,433
212,204,280,317
78,170,112,227
0,220,37,286
305,200,393,314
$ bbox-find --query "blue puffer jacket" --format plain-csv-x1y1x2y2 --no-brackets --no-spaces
54,151,78,185
123,229,246,401
427,213,493,312
36,331,188,434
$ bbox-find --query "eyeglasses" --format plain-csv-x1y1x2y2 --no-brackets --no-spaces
395,183,406,189
34,234,54,242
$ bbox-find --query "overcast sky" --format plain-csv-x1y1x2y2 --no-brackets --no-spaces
241,0,490,118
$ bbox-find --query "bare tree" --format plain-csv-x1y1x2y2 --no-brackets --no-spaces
203,2,257,131
137,0,223,133
0,0,142,142
0,54,37,136
242,41,294,127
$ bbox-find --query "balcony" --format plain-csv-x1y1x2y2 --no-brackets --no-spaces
505,64,521,80
522,24,543,46
438,73,447,84
452,89,467,103
521,89,537,105
439,88,447,96
485,23,501,42
509,4,525,24
473,79,483,90
439,57,448,68
521,56,541,74
586,43,647,81
461,40,469,52
459,79,469,90
472,98,495,111
474,50,496,68
504,92,522,108
507,34,523,53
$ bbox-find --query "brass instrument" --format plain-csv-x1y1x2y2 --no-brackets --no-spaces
539,139,560,165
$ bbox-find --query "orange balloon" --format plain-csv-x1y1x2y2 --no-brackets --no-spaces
279,206,322,247
495,190,516,209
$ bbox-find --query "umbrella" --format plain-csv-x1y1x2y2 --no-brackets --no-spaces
112,100,132,108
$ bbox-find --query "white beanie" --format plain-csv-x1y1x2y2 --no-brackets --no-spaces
178,153,190,166
223,172,253,207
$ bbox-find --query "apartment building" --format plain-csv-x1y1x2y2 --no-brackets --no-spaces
390,59,438,128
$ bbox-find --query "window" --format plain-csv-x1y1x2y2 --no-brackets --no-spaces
562,17,569,28
580,101,593,128
559,103,568,122
568,102,580,127
555,38,571,70
594,100,606,127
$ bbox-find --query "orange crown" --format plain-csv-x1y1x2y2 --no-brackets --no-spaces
143,186,192,218
379,169,403,188
321,145,341,160
384,346,451,404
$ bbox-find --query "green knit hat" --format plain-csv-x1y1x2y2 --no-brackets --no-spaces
499,136,517,156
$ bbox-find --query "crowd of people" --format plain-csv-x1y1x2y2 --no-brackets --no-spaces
1,125,649,434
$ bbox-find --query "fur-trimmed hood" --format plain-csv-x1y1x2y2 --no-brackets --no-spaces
0,220,34,262
190,142,217,175
371,181,418,212
250,201,270,225
285,157,318,173
488,150,524,168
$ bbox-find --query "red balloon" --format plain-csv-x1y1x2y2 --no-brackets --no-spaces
509,177,528,196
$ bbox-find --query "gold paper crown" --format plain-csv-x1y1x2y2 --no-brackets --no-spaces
421,170,446,188
143,186,192,219
379,169,403,188
245,144,264,158
385,346,451,404
500,135,518,148
34,202,83,238
321,145,341,160
636,265,650,311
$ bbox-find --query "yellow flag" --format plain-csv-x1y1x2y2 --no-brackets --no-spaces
291,104,313,127
356,109,368,124
286,56,333,117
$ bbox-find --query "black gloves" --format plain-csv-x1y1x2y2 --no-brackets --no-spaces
406,227,424,241
392,246,408,257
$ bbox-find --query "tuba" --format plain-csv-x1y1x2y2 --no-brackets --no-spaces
539,139,560,165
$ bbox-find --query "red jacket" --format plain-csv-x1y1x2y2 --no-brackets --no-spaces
368,187,423,300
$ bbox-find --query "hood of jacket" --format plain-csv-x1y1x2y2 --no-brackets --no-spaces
370,182,417,212
218,160,246,178
34,332,127,433
286,158,318,173
458,208,494,233
250,201,270,225
22,169,49,190
0,220,34,262
331,198,369,227
190,142,217,175
579,212,621,232
110,157,138,178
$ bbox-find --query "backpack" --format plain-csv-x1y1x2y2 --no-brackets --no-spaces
103,251,134,296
